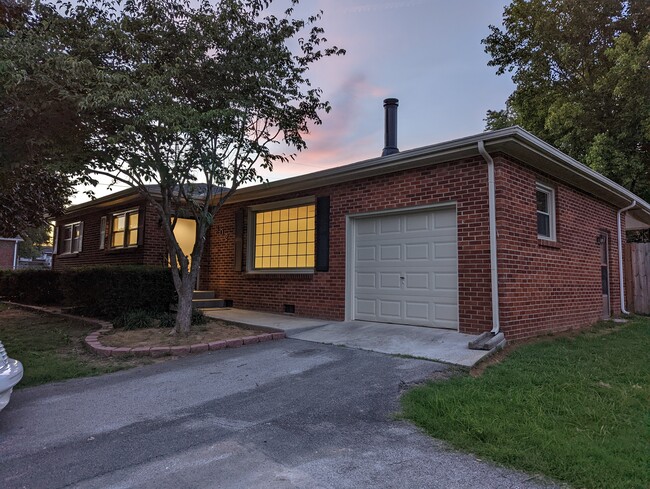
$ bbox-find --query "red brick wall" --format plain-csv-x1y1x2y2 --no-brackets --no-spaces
493,155,621,340
0,240,17,270
200,154,625,340
201,157,494,335
52,201,168,270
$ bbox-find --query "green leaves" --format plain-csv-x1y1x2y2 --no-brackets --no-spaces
484,0,650,201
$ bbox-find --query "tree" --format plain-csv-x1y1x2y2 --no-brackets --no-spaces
0,0,97,235
5,0,344,333
483,0,650,200
18,224,50,260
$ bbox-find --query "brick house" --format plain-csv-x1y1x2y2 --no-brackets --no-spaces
0,237,21,270
52,184,218,270
52,107,650,340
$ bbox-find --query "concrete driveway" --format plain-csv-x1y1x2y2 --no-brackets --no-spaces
0,340,556,489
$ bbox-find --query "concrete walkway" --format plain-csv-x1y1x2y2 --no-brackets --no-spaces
203,308,491,367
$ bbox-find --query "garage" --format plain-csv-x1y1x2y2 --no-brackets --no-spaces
348,206,459,329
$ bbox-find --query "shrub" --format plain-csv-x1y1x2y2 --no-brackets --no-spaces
59,266,175,318
191,308,208,325
0,269,62,305
157,312,176,328
113,309,155,330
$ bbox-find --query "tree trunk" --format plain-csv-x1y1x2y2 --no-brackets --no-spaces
175,279,194,335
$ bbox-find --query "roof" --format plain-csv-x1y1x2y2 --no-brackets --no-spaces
62,183,229,218
225,126,650,226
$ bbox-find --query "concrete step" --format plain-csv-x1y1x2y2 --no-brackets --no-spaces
192,298,227,309
192,290,215,300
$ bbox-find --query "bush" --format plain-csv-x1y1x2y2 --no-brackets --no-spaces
60,266,176,318
113,309,155,330
191,308,208,325
157,312,176,328
0,266,176,317
0,269,62,305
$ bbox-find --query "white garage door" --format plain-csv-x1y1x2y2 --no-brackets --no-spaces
352,207,458,329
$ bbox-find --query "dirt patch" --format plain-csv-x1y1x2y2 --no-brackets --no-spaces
100,320,267,348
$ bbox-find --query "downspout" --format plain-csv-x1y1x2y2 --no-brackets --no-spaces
618,200,637,315
478,141,500,334
13,239,19,270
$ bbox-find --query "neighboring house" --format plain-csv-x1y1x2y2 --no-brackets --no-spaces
53,100,650,340
0,238,21,270
17,246,53,269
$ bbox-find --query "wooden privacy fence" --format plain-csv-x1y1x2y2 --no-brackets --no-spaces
624,243,650,314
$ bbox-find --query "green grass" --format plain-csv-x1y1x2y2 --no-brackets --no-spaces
0,303,153,388
401,318,650,489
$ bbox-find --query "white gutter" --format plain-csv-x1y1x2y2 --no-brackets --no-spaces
478,141,500,334
618,200,637,314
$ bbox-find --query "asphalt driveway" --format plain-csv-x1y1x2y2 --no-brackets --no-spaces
0,339,557,489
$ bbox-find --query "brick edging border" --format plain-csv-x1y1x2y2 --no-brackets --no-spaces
85,330,286,358
2,301,286,358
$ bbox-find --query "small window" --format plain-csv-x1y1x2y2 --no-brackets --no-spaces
62,222,83,254
536,183,556,240
250,201,316,271
111,209,139,248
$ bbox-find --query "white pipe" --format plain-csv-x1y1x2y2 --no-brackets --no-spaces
478,141,500,334
618,200,637,314
12,239,20,270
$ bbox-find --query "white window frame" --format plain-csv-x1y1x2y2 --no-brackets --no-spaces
62,221,83,254
246,196,316,274
110,208,140,249
536,183,556,241
99,216,106,250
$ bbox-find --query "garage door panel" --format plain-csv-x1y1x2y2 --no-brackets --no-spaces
356,220,377,236
379,244,401,261
352,207,458,329
405,273,429,290
405,301,430,321
356,245,376,261
379,272,401,289
356,272,376,288
405,243,429,260
434,272,457,290
379,215,402,233
355,298,376,316
379,300,401,318
435,304,458,321
434,210,456,229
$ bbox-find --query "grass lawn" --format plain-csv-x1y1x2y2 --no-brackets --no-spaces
402,318,650,489
0,303,156,388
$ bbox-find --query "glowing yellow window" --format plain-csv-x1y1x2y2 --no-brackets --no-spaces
253,203,315,269
111,210,139,248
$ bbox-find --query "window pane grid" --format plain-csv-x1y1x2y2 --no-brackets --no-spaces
254,204,315,269
111,211,139,248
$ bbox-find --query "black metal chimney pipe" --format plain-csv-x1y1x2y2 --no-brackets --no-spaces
382,98,399,156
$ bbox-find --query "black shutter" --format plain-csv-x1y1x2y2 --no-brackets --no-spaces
233,208,244,271
315,196,330,272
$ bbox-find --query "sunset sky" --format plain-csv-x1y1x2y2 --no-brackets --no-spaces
73,0,514,203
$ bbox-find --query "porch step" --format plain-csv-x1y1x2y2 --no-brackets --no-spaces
192,298,227,309
468,332,507,351
193,290,215,300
